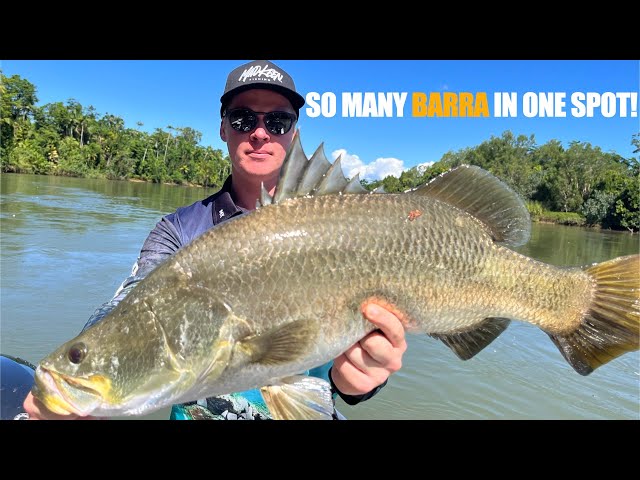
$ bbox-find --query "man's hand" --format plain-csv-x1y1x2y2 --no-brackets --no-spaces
330,302,408,396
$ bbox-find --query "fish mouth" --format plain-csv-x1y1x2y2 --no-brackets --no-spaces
33,366,110,417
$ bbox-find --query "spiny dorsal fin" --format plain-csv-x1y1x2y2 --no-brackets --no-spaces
344,173,368,194
258,182,273,208
410,165,531,247
298,143,332,195
272,130,309,204
260,132,370,207
315,154,348,195
432,317,511,360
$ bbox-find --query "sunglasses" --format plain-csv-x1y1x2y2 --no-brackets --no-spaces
223,108,297,136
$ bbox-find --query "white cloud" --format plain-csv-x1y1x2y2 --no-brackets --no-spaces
331,149,406,181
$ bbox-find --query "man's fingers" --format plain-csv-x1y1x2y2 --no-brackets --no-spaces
332,353,387,395
340,341,378,373
362,302,407,349
359,331,403,370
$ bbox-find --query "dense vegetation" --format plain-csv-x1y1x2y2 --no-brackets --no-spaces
1,72,230,188
2,71,639,232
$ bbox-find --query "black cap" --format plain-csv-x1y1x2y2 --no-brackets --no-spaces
220,60,306,117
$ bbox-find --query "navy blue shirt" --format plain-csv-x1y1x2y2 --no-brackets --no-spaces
83,175,386,418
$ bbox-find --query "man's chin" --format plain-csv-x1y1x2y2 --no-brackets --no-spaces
237,162,282,178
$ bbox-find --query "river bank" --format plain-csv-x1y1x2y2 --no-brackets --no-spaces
2,170,638,234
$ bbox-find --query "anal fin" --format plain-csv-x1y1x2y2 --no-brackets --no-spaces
433,317,511,360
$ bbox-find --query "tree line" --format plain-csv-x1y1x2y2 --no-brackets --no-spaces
1,71,638,232
361,131,639,232
1,72,230,188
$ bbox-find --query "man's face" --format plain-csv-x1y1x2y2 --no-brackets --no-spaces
220,89,297,182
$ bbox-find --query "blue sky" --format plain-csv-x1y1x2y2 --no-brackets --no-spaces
2,60,638,181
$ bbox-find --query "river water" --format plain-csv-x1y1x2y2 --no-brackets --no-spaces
1,173,638,419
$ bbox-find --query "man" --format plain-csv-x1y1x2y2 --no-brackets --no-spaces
23,60,407,420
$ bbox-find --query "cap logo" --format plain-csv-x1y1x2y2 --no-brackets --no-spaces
238,64,284,84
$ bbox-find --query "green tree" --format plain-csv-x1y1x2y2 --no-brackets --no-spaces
6,140,49,174
56,137,87,176
611,136,639,232
581,190,616,226
1,72,39,159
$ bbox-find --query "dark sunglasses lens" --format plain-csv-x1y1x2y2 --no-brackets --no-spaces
264,112,294,135
227,109,295,135
228,109,257,132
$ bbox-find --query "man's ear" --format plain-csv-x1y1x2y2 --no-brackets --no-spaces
220,121,227,142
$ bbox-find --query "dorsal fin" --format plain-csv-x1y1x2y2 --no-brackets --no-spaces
272,131,309,204
315,155,348,195
298,143,332,195
410,165,531,247
344,173,368,194
258,182,272,208
259,131,371,207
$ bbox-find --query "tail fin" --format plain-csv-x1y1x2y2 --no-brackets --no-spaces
548,254,640,375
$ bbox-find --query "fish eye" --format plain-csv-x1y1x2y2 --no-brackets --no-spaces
67,343,87,364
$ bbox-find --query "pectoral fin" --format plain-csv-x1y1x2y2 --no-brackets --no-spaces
432,317,511,360
238,320,319,366
260,375,335,420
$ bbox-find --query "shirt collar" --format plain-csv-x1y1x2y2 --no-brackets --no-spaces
212,175,247,224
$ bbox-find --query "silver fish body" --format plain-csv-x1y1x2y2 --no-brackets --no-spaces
32,134,640,419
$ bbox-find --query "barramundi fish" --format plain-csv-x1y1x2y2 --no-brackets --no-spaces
31,133,640,419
